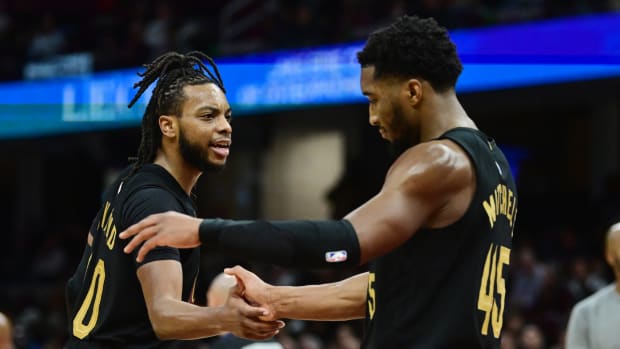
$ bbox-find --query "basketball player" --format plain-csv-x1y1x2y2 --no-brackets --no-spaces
65,52,283,348
120,16,517,348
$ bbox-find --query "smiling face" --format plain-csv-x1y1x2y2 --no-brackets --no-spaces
360,66,419,151
175,83,232,172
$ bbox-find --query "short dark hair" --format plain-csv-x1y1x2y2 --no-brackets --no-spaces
127,51,225,174
357,16,462,91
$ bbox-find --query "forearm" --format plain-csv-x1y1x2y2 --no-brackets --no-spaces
150,298,228,340
199,219,361,269
269,272,368,321
138,260,248,341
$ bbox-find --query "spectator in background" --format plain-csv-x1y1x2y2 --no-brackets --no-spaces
509,246,546,310
28,13,65,59
565,222,620,349
565,257,607,303
120,19,149,67
297,333,322,349
518,324,546,349
143,1,174,60
0,312,13,349
0,1,10,35
500,331,517,349
333,324,361,349
528,264,572,344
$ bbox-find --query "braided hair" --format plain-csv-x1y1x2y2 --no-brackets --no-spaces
127,51,225,175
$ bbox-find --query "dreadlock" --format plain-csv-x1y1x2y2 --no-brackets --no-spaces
127,51,225,176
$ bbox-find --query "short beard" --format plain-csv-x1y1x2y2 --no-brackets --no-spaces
179,127,225,173
388,101,416,159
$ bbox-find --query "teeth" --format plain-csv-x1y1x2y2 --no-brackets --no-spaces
210,139,231,148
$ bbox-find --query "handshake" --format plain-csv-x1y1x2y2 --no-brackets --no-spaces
118,211,367,342
209,266,285,340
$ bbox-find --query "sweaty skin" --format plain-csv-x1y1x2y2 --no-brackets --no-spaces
118,16,517,347
118,65,478,327
119,66,476,264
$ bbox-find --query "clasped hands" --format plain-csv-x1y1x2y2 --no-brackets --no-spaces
220,265,285,340
225,265,279,322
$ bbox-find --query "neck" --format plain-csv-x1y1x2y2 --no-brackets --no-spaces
419,90,476,142
153,149,201,195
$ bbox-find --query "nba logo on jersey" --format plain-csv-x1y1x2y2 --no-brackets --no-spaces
325,250,348,263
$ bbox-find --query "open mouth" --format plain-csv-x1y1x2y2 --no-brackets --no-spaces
209,139,231,157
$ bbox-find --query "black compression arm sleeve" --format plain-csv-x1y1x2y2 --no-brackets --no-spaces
199,219,361,269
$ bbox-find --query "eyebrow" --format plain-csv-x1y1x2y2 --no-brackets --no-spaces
197,105,232,114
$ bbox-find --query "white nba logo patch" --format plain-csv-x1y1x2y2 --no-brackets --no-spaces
325,250,348,263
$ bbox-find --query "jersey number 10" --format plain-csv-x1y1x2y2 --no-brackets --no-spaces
72,258,106,339
477,243,510,338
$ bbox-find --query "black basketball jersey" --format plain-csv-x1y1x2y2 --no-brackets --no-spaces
363,128,517,349
65,164,200,349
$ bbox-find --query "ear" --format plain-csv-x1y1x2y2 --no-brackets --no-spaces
406,79,423,107
158,115,177,138
605,245,614,267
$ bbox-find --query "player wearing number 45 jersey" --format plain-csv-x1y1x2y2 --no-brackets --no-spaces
120,16,517,348
65,52,283,349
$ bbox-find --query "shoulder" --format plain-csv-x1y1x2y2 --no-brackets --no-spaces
125,187,179,207
125,186,182,211
387,140,473,197
587,284,617,304
573,285,615,313
121,187,184,226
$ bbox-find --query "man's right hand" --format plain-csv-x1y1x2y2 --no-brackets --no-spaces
119,211,202,262
221,280,284,340
225,265,279,322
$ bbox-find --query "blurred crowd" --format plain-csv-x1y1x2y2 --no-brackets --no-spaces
1,1,620,349
0,0,618,81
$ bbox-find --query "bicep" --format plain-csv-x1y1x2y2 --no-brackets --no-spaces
345,142,471,264
345,188,437,263
137,260,183,319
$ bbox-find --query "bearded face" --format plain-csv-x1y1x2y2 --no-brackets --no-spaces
179,125,227,173
174,83,232,173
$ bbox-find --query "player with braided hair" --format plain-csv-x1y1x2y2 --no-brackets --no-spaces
65,51,283,349
127,51,226,175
